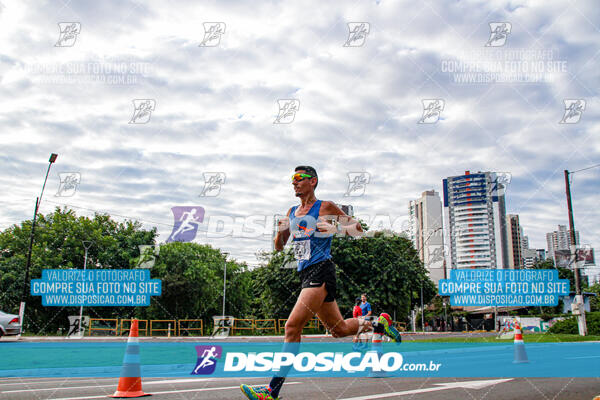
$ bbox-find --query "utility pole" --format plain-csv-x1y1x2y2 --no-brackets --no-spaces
77,241,93,331
222,252,229,318
564,169,587,336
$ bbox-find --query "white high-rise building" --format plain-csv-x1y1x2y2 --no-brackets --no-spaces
546,225,579,260
522,234,529,251
409,190,445,283
523,248,538,268
443,171,509,269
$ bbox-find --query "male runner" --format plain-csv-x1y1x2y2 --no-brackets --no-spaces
241,166,401,400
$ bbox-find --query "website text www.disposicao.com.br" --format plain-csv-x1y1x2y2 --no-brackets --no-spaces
222,351,441,374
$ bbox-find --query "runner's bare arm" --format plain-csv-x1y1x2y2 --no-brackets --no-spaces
317,201,363,237
274,207,292,252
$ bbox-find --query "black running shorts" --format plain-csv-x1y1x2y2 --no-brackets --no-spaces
299,259,337,302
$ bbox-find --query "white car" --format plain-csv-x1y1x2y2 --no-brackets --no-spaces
0,311,21,336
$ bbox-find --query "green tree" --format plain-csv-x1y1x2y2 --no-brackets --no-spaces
0,207,157,333
587,283,600,312
251,249,300,320
138,242,252,325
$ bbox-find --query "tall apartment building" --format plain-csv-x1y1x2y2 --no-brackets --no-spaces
546,225,580,259
409,190,445,283
522,248,538,268
443,171,509,269
521,233,529,251
506,214,523,268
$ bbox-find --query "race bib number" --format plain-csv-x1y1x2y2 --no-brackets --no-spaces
293,240,311,261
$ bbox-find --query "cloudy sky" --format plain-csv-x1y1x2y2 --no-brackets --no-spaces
1,0,598,267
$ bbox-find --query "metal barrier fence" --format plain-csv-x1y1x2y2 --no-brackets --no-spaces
85,317,370,336
232,318,254,334
150,319,176,336
278,317,323,334
178,319,203,336
88,318,118,336
254,319,277,334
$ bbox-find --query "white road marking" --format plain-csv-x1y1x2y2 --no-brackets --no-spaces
338,379,513,400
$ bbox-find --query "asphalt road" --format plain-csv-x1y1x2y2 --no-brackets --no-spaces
1,376,599,400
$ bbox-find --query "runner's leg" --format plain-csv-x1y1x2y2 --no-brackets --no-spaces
269,285,328,398
317,300,371,338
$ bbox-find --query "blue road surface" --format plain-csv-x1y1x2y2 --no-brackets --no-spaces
1,341,599,378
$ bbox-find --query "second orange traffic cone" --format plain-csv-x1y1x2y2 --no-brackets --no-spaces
513,322,529,364
109,319,151,398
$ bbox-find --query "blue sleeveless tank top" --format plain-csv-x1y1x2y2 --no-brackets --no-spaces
289,200,332,271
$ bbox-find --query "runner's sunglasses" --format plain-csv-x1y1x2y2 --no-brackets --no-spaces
292,173,314,182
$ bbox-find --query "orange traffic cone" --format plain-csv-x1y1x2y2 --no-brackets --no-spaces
109,319,151,398
513,322,529,364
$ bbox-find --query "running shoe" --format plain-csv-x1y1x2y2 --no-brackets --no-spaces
379,313,402,343
240,384,279,400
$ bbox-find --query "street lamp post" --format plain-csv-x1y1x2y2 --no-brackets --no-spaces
564,169,587,336
416,227,442,333
19,153,58,336
77,241,93,330
222,252,229,318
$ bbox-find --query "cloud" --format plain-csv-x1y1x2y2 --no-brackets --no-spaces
0,0,598,267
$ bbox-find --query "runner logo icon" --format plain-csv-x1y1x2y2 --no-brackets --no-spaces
192,345,222,375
